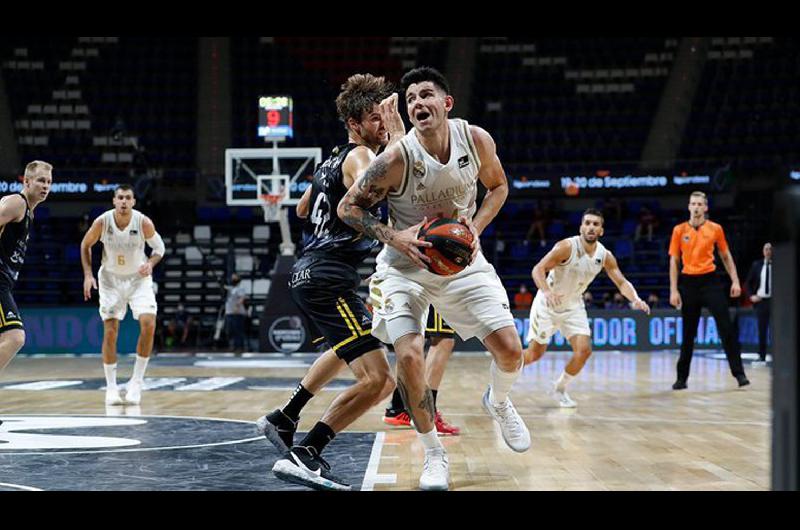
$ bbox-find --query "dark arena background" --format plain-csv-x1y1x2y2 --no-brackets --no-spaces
0,36,797,492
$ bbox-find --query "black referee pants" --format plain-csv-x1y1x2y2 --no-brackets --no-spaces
677,273,745,381
754,299,771,360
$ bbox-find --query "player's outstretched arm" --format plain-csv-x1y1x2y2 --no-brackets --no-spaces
337,147,432,268
80,218,103,301
140,216,165,277
604,252,650,314
531,239,571,308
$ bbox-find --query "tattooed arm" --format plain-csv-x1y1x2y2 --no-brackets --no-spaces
337,145,432,268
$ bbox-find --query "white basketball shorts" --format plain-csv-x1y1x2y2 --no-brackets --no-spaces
370,252,515,344
98,267,158,321
527,293,590,345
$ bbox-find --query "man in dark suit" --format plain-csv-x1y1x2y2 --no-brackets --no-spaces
746,242,772,365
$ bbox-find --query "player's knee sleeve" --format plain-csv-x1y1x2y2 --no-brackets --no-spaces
387,315,423,345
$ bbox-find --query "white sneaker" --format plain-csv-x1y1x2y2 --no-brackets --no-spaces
552,387,577,408
419,448,449,491
481,386,531,453
124,380,142,405
105,387,124,406
750,360,767,367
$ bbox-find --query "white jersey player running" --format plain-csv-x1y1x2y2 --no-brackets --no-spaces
523,208,650,407
339,67,530,491
81,184,165,406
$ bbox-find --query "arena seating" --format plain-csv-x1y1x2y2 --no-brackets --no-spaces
678,37,799,173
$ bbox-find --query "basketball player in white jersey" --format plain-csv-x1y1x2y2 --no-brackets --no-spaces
523,208,650,407
80,184,165,406
339,67,530,491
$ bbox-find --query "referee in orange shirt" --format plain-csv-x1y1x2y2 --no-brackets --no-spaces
668,191,749,390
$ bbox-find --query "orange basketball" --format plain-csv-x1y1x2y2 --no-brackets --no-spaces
418,217,474,276
565,182,580,196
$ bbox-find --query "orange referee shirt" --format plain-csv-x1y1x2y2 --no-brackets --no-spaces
669,220,729,275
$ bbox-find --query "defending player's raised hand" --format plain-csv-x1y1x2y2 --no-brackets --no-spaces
83,275,97,301
669,290,682,309
631,298,651,315
138,262,153,277
391,217,432,269
458,216,481,264
379,93,405,140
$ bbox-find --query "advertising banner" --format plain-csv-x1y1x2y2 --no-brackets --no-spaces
20,307,139,354
454,308,764,352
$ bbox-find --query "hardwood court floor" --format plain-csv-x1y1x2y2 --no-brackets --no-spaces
0,351,770,491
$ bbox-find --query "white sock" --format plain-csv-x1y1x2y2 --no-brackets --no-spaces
103,363,118,390
489,359,521,405
131,355,149,383
418,427,443,452
555,371,575,392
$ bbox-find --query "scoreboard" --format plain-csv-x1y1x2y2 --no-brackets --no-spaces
258,96,293,140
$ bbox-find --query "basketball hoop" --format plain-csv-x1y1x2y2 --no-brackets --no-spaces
260,193,283,223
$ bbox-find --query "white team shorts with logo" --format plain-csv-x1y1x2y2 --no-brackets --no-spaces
370,252,515,344
98,267,158,321
527,293,591,345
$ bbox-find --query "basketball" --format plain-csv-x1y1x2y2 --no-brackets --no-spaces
418,217,474,276
565,182,580,196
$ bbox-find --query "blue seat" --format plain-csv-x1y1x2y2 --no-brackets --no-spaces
546,221,566,239
510,243,532,260
613,239,634,261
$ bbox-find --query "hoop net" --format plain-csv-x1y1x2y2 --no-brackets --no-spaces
260,193,283,223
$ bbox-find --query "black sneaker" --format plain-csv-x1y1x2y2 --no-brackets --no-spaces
255,409,297,452
672,379,688,390
736,375,750,388
272,446,351,491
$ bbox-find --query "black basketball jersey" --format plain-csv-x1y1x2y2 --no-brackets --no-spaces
0,193,33,283
299,143,380,266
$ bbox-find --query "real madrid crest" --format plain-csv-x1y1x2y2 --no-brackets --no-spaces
413,160,426,178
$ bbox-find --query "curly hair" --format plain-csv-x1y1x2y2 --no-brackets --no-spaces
335,73,395,132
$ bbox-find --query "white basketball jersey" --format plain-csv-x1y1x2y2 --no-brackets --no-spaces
99,209,147,275
544,236,607,309
377,118,481,269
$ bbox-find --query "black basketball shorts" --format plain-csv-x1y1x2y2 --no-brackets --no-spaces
425,306,455,338
290,257,383,364
0,275,24,333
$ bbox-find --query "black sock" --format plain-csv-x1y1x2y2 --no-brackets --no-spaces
431,389,438,411
299,421,336,455
389,387,405,412
282,383,313,421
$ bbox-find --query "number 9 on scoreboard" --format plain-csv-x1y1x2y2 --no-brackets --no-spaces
258,95,293,140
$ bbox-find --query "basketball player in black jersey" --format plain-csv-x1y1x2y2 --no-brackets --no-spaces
0,161,52,426
258,74,406,491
